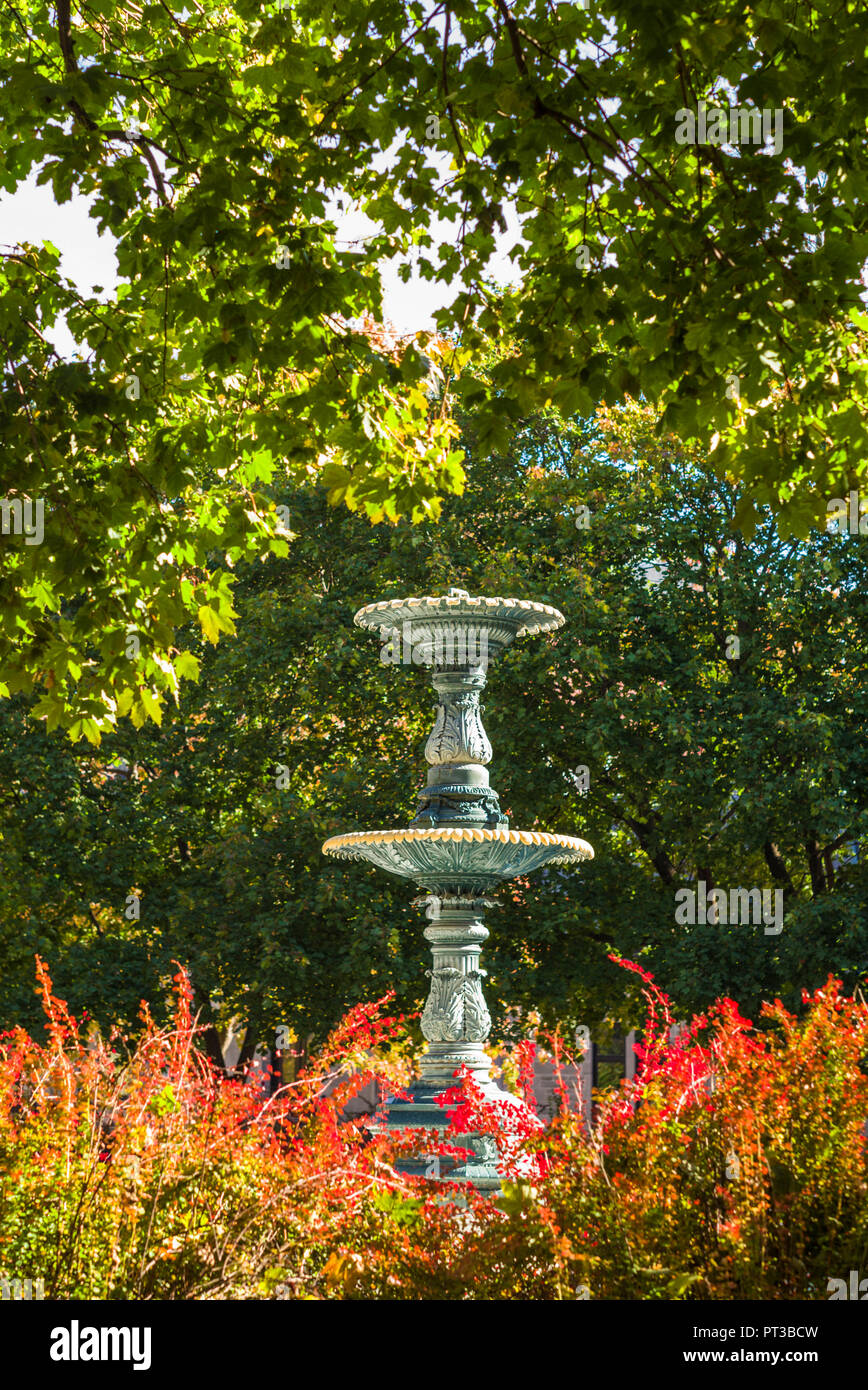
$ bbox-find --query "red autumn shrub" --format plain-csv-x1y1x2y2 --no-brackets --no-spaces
0,955,866,1300
533,957,868,1300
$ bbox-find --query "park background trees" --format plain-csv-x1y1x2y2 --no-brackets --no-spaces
1,398,865,1055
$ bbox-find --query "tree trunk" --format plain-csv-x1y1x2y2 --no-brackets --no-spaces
805,838,826,897
189,984,229,1074
763,841,796,897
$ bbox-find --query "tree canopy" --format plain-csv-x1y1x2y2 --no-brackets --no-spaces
3,1,868,730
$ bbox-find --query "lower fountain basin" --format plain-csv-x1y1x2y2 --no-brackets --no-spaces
322,825,593,894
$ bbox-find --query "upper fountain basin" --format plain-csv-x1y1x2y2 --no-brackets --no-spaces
322,825,593,895
353,593,565,663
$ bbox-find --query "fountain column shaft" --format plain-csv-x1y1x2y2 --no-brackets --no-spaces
419,906,493,1088
413,664,507,829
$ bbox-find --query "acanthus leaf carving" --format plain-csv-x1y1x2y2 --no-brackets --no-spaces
421,966,492,1043
463,970,492,1042
425,692,492,766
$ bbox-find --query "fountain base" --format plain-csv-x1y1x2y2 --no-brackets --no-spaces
377,1075,542,1194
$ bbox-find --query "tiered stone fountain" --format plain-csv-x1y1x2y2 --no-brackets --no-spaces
323,589,593,1190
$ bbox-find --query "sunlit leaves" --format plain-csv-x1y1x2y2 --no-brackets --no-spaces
3,0,868,740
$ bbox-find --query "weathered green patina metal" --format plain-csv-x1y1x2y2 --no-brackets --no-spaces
323,589,593,1191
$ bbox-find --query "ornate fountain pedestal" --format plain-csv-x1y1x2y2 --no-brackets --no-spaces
389,895,504,1190
323,591,593,1192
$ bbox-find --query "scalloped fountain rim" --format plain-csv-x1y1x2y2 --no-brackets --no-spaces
323,826,594,859
353,594,565,639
